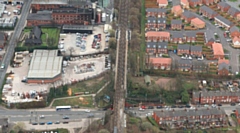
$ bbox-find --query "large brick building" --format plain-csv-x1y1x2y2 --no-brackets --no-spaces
27,7,93,26
192,91,240,104
153,108,227,129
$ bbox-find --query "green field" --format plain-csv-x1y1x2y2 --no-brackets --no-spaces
41,28,60,46
52,96,94,108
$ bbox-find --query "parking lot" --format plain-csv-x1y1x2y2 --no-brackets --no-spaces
60,25,108,56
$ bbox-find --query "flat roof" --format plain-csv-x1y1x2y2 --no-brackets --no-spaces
27,13,52,21
27,50,63,79
32,0,68,4
62,25,93,30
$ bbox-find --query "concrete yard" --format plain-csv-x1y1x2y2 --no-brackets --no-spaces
61,25,107,56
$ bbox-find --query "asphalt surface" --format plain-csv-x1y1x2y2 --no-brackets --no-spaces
0,110,105,123
0,0,32,88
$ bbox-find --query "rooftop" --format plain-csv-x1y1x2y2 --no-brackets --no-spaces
52,8,93,14
171,19,182,25
157,0,168,4
191,17,205,25
32,0,68,4
62,25,93,30
182,10,195,18
146,8,167,13
212,43,224,56
172,32,184,38
27,50,63,79
172,5,182,12
215,15,233,26
27,13,52,21
218,2,230,8
200,5,217,16
190,45,202,51
149,57,172,64
178,44,190,50
145,31,170,37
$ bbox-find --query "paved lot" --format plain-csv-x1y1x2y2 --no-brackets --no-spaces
3,4,21,19
61,25,107,56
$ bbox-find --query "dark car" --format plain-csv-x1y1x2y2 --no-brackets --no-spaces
231,103,236,106
171,105,177,108
32,122,38,125
178,105,184,108
185,104,191,108
39,122,45,125
217,104,222,106
63,121,69,124
148,106,154,109
156,106,162,109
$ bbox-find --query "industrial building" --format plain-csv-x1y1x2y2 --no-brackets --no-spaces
27,50,63,84
27,6,93,26
62,25,93,34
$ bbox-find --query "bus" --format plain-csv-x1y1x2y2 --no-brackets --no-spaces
56,106,71,111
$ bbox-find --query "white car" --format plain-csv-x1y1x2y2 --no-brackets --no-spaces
188,56,192,60
85,109,90,113
139,108,144,111
181,56,186,59
39,115,45,119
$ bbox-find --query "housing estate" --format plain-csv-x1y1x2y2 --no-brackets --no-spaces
153,108,227,129
192,90,240,104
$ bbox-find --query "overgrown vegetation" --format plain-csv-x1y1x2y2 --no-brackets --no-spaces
52,96,94,108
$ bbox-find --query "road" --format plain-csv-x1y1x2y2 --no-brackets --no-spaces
0,0,32,88
0,110,105,123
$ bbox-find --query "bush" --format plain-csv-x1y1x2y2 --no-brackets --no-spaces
140,121,152,131
12,101,46,109
147,116,158,127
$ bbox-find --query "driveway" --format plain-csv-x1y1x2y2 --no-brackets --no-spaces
191,12,240,74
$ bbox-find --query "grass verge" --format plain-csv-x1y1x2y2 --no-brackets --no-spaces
52,96,94,108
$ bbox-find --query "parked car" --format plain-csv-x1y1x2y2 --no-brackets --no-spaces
148,106,154,109
156,106,163,109
85,109,90,113
63,116,69,119
47,121,52,125
55,121,60,124
231,103,236,106
39,115,45,119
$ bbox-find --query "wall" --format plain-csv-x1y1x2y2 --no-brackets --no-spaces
27,74,62,84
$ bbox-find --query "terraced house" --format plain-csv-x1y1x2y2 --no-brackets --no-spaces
214,15,233,30
181,10,196,22
145,31,170,42
147,57,172,70
192,91,240,104
199,5,218,19
171,32,184,43
217,2,230,12
146,8,167,18
153,108,227,129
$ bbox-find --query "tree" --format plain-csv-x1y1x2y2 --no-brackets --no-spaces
11,122,25,133
98,129,110,133
181,89,190,104
129,30,141,52
109,38,117,50
140,121,152,131
108,29,115,37
150,126,160,133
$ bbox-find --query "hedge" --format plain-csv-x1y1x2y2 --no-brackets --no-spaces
10,101,47,109
147,116,159,127
15,45,58,52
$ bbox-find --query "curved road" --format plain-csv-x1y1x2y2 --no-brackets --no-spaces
0,0,32,88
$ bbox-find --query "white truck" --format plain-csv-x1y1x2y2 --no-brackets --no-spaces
103,24,112,34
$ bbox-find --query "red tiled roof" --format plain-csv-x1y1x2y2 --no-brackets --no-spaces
191,18,205,25
149,57,172,65
233,36,240,43
145,31,170,38
218,59,229,64
181,0,189,4
212,43,224,56
157,0,168,4
172,5,182,12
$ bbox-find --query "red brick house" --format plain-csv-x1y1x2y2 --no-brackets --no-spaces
177,44,190,55
146,42,157,54
181,0,189,9
229,26,240,38
217,2,230,12
218,59,230,75
156,18,166,30
192,91,240,104
190,45,202,56
202,0,215,6
185,32,197,43
171,19,182,30
235,108,240,125
146,8,167,18
157,0,168,8
147,57,172,70
145,31,170,42
181,11,196,23
227,7,240,18
153,108,227,128
157,42,168,54
172,5,183,17
171,32,184,43
146,17,157,30
212,43,224,59
189,0,202,7
199,5,218,19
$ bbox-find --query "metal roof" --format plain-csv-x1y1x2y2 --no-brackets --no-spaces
27,13,52,21
27,50,63,79
32,0,68,4
62,25,93,30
